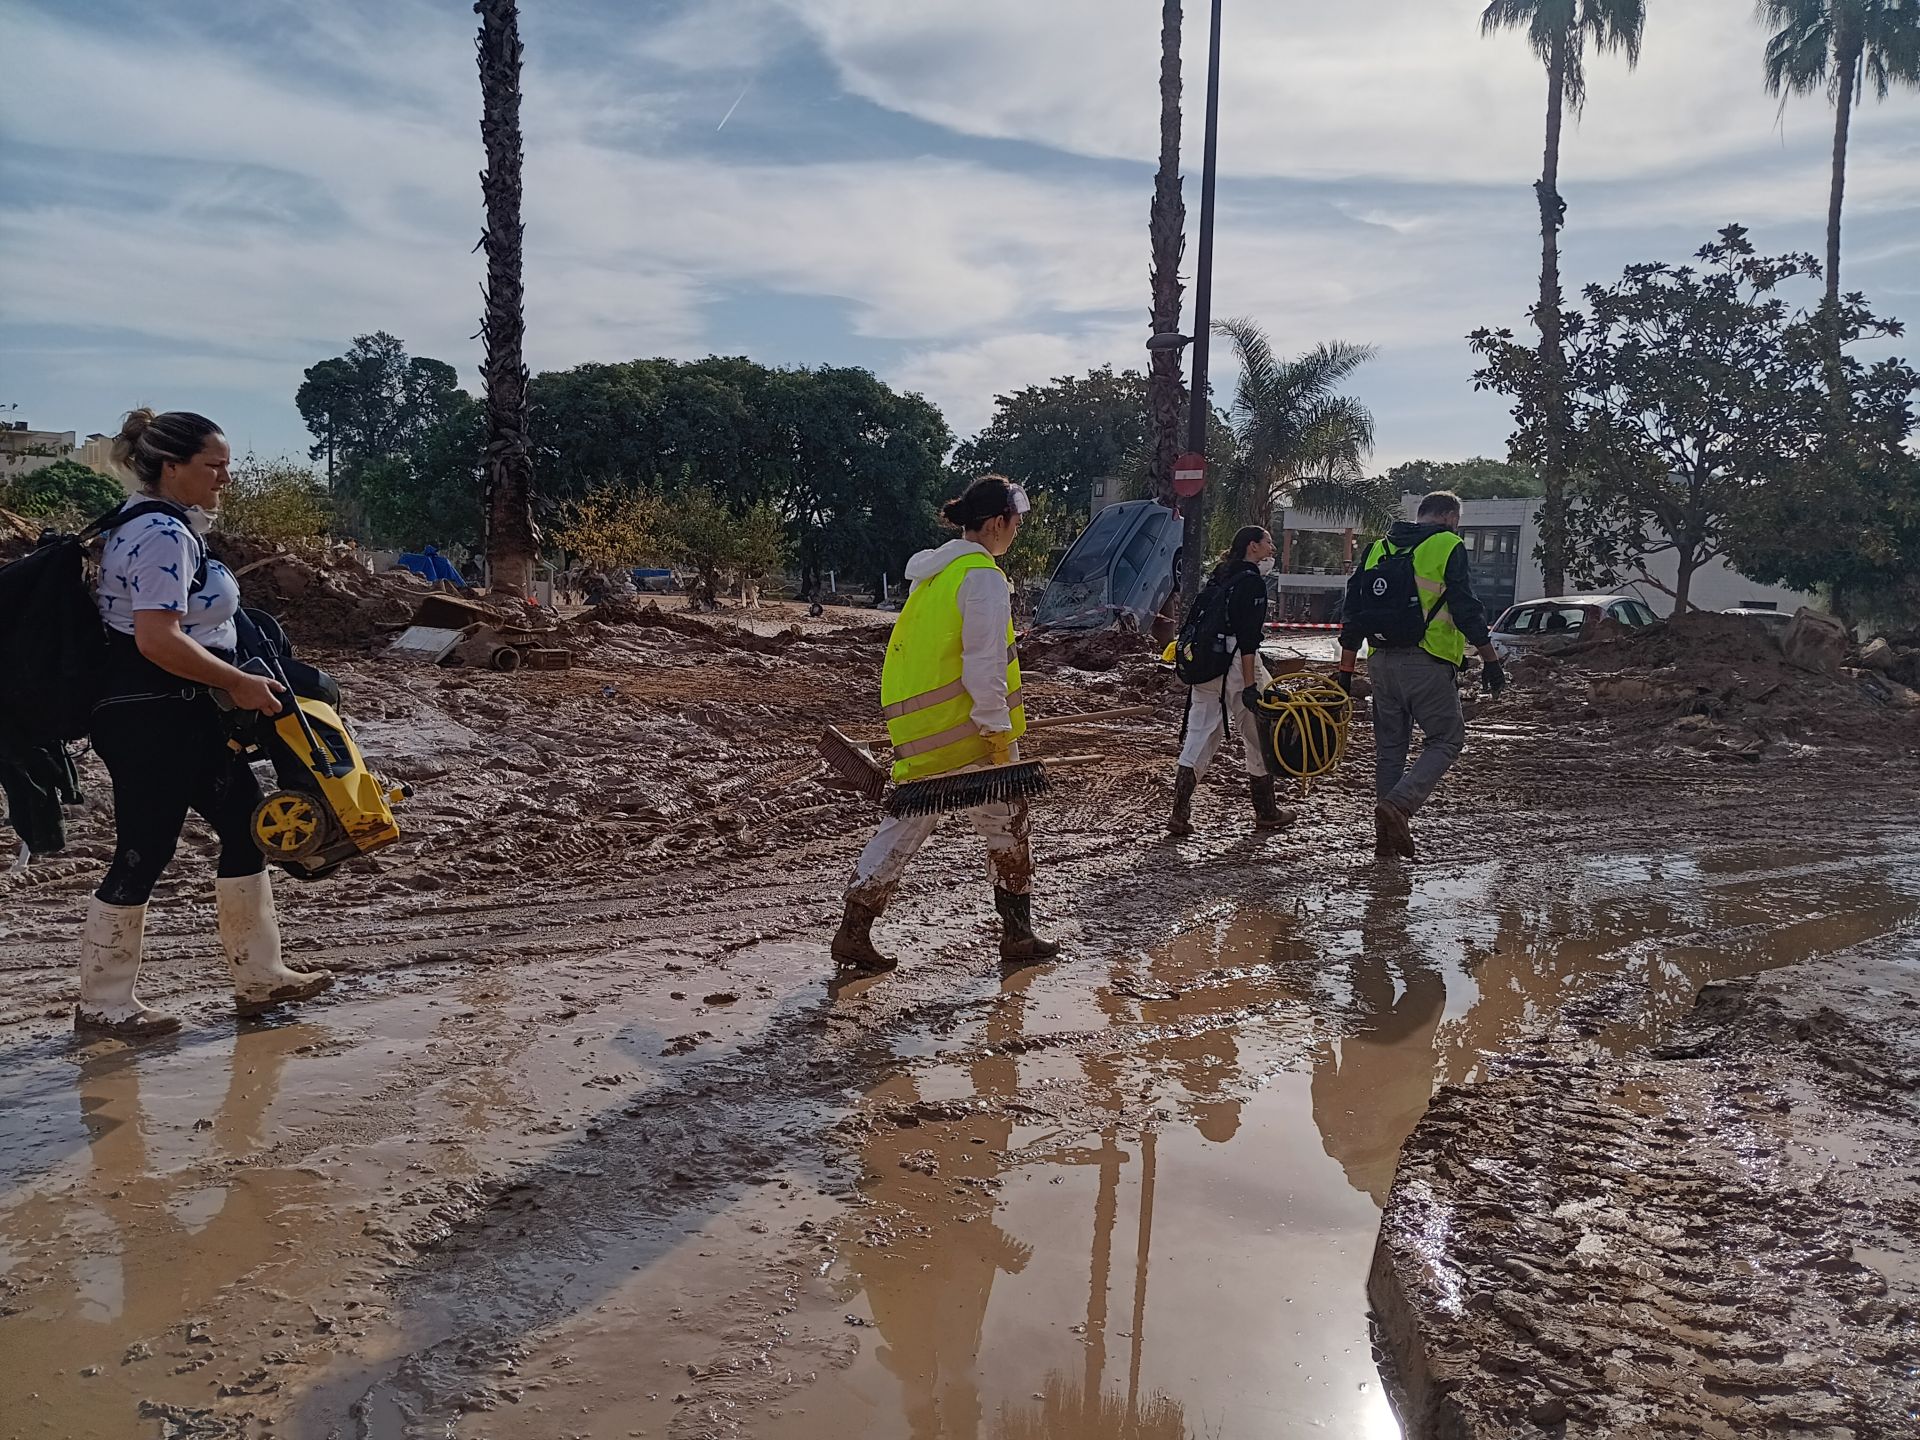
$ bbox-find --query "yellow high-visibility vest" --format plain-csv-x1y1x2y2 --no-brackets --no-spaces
1361,532,1467,667
880,553,1025,781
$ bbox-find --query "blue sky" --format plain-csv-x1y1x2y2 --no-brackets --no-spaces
2,0,1915,470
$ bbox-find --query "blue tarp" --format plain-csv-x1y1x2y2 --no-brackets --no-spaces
400,548,463,584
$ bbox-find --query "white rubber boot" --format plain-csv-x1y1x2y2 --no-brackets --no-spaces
75,898,180,1037
218,872,333,1017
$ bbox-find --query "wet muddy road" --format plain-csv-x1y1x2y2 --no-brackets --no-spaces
2,626,1915,1439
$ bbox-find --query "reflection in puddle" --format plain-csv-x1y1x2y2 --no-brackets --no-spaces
781,843,1917,1439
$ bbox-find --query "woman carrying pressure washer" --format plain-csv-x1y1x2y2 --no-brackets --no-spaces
1167,525,1292,836
72,409,332,1038
830,474,1060,976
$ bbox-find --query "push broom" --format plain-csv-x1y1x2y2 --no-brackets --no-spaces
817,705,1154,814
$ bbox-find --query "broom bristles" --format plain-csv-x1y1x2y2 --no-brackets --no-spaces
817,726,889,806
886,760,1053,817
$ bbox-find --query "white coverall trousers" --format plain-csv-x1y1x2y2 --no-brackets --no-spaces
1178,679,1265,780
848,745,1032,906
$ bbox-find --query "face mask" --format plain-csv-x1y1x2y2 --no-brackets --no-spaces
185,505,216,536
1257,556,1275,576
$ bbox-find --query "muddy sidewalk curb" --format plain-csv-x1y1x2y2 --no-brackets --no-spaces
1369,938,1920,1437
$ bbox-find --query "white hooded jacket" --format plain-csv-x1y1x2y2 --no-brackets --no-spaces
903,539,1016,734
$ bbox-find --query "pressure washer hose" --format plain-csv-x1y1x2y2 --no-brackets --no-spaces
1250,673,1355,791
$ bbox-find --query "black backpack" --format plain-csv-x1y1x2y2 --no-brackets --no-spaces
1345,540,1443,648
0,499,204,745
1173,569,1255,685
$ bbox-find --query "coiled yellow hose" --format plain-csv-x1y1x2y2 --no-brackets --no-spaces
1250,673,1354,791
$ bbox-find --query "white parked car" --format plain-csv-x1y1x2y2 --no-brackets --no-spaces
1489,594,1660,659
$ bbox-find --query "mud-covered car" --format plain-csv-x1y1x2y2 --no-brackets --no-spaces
1721,606,1793,635
1489,594,1659,658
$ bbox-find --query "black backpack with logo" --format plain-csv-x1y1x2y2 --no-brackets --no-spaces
1173,569,1254,685
0,499,204,745
1345,540,1443,648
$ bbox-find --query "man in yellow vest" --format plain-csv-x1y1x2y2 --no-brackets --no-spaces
1335,490,1505,859
832,475,1060,975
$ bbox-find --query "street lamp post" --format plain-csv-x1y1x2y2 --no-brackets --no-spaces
1176,0,1224,608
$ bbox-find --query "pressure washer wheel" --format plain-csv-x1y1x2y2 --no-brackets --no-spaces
252,790,326,862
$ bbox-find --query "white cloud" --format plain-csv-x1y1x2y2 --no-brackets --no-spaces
771,0,1920,191
0,0,1912,469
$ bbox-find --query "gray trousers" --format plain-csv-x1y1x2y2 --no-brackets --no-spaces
1369,647,1466,816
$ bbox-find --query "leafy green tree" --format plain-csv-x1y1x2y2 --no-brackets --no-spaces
665,486,790,610
1471,226,1917,610
1728,442,1920,629
1759,0,1920,382
953,367,1153,518
216,455,331,545
296,334,483,545
2,459,123,524
1213,319,1394,533
1386,457,1544,499
1481,0,1648,597
547,486,668,572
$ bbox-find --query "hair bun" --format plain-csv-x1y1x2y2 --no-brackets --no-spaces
112,408,157,467
940,497,967,526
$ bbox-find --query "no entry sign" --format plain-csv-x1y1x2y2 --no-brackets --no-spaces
1172,452,1207,497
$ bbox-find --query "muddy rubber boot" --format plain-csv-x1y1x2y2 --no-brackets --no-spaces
831,898,897,974
219,872,334,1018
1249,775,1295,832
74,898,180,1038
1375,802,1416,860
1168,766,1197,837
995,888,1061,966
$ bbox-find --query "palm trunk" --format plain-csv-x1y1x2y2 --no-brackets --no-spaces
1823,32,1858,402
1535,32,1570,599
1147,0,1187,506
476,0,538,597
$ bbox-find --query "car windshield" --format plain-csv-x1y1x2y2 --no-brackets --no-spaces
1500,606,1540,633
1052,506,1133,585
1542,607,1586,633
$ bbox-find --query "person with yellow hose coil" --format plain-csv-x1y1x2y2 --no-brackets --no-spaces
831,475,1060,975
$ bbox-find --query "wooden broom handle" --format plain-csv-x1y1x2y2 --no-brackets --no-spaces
1024,704,1155,730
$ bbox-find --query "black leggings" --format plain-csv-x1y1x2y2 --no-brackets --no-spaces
91,693,264,907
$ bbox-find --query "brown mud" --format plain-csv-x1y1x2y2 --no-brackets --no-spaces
2,602,1917,1439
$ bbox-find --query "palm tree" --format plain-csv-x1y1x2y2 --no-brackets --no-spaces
475,0,538,597
1147,0,1187,505
1481,0,1647,598
1759,1,1920,323
1213,319,1393,534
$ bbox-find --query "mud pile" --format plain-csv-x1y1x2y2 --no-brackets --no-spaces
208,533,432,648
1505,610,1920,752
0,505,38,563
1371,938,1920,1437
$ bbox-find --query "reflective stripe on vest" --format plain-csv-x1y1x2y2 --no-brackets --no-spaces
1361,531,1468,668
880,553,1026,781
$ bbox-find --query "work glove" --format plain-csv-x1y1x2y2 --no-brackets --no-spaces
985,730,1014,767
1241,685,1263,711
1482,660,1507,696
1332,670,1355,696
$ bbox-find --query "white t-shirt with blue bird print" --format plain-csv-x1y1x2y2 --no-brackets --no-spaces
96,506,242,656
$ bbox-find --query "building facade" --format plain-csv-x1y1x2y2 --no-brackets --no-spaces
1275,495,1812,620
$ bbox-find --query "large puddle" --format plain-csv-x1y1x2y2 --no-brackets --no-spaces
5,840,1917,1437
431,841,1919,1439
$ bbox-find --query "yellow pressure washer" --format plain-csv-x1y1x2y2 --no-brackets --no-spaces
1249,672,1354,792
223,652,409,880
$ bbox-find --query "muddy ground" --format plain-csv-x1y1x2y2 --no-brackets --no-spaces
2,601,1917,1439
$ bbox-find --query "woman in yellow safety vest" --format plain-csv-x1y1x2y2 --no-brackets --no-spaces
831,475,1059,975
